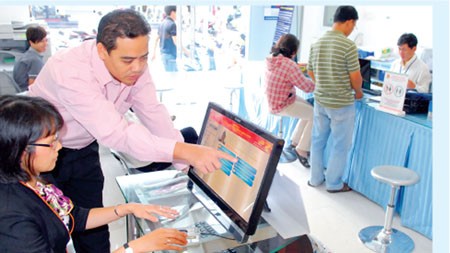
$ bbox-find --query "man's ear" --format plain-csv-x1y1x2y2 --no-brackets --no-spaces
97,43,107,60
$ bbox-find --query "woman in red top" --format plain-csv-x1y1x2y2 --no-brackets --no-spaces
264,34,315,168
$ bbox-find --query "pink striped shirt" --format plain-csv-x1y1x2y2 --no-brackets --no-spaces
264,54,314,113
29,40,185,168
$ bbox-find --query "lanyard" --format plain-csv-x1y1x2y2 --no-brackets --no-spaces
400,57,417,74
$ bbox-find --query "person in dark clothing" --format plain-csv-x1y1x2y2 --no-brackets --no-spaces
152,6,190,72
0,95,188,253
13,25,48,91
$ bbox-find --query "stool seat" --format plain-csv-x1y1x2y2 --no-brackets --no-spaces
371,165,420,187
272,114,296,163
359,165,420,252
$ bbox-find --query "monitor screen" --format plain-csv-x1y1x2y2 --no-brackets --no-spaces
188,102,284,243
359,58,372,90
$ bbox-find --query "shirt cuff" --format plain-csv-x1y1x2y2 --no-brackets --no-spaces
173,161,189,171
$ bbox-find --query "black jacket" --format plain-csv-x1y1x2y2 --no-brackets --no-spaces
0,182,89,253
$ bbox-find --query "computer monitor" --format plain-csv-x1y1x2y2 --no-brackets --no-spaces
359,58,382,96
359,58,371,90
188,102,284,243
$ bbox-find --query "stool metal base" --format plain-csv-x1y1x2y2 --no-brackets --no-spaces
359,226,414,253
279,146,297,163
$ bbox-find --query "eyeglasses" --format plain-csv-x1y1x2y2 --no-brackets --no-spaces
28,133,59,150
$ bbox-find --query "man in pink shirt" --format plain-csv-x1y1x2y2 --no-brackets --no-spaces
29,9,235,253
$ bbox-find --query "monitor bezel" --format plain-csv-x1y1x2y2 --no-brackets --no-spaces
359,58,372,90
187,102,284,242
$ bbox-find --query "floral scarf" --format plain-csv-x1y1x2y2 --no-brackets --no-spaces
33,181,74,231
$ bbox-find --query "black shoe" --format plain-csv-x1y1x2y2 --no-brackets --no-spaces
295,150,310,168
327,183,352,193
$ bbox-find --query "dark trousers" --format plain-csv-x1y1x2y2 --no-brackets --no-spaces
136,127,199,172
42,141,110,253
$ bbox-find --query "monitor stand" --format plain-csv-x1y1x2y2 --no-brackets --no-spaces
264,200,271,212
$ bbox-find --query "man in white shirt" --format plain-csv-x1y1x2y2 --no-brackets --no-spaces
390,33,432,93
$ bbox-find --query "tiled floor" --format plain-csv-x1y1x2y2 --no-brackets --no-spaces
97,94,432,252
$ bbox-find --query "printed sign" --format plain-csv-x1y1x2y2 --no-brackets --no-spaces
378,70,408,116
272,6,294,45
264,6,280,20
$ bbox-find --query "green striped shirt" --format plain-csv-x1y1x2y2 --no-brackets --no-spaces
307,30,360,108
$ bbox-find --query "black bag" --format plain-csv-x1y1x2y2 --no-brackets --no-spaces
403,91,432,114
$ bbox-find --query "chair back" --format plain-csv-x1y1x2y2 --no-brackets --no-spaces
0,70,21,95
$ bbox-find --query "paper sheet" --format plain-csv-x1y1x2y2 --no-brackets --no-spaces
261,169,310,239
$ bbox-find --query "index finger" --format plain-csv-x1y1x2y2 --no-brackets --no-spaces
217,150,237,163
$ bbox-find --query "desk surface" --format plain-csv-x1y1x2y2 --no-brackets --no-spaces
116,170,300,253
364,99,432,129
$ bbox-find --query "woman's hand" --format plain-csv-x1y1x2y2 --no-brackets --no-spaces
118,228,188,253
126,203,179,222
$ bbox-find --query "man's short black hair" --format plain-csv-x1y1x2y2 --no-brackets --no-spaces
397,33,418,48
164,6,177,16
96,9,150,53
26,26,47,43
333,6,359,23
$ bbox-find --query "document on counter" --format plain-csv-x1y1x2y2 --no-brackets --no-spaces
377,70,408,117
368,96,381,102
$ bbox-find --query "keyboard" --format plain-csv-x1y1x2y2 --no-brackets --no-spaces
179,220,227,246
363,88,382,96
177,222,211,247
194,221,218,239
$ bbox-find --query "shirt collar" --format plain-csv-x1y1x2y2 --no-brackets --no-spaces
329,30,345,36
402,54,417,68
29,47,44,58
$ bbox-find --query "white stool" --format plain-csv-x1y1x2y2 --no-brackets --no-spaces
274,115,296,163
359,165,420,253
156,87,173,102
224,84,243,112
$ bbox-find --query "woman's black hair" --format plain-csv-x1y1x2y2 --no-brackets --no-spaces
0,95,63,183
270,33,300,58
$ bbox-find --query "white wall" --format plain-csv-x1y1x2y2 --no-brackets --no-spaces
0,6,30,23
298,6,328,63
299,5,433,62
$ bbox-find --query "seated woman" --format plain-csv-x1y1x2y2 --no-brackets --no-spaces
264,33,315,168
0,95,187,253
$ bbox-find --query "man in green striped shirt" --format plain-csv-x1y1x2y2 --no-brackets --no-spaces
307,6,362,193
